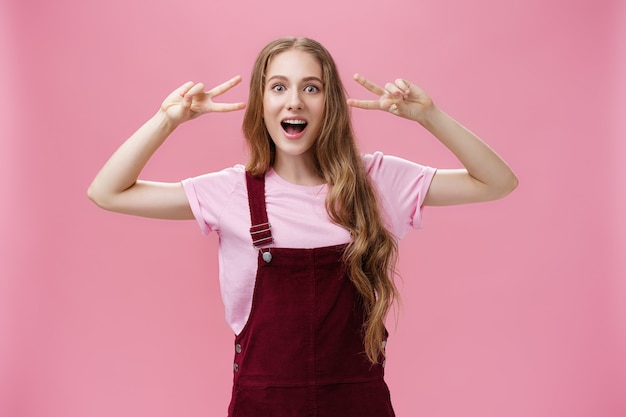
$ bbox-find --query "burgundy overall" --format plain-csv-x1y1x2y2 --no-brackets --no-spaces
227,172,395,417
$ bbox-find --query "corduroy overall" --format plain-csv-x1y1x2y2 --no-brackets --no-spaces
226,172,395,417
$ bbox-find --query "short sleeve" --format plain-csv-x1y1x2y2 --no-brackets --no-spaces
364,152,436,238
181,165,246,235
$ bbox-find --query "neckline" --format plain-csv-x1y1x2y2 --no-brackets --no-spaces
266,168,328,194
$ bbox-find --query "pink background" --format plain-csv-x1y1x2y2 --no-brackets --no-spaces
2,0,625,416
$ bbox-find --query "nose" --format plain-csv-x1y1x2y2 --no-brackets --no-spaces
286,90,303,111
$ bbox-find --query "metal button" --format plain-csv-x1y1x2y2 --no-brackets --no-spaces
235,343,242,353
233,363,239,372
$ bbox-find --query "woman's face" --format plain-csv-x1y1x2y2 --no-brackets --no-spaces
262,49,324,168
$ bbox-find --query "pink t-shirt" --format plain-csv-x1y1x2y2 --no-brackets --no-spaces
182,152,436,334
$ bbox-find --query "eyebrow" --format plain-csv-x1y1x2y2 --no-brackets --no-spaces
266,75,323,84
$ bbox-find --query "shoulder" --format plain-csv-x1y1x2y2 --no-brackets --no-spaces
181,165,249,235
181,164,248,205
183,164,246,189
361,151,435,180
360,152,437,234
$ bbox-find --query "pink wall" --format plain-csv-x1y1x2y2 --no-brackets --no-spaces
2,0,624,416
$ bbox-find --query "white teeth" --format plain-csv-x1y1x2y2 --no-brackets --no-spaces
282,119,306,125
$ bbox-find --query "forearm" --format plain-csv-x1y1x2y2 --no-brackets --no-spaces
87,111,177,206
419,107,518,195
348,75,517,205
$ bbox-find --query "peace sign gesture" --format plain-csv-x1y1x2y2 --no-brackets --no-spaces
347,74,434,123
160,76,246,125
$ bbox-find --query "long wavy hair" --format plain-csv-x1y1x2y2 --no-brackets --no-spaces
242,37,398,364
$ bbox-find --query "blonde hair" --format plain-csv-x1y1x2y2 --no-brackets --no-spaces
242,37,398,364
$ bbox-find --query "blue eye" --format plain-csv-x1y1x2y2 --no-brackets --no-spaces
272,84,285,92
304,85,319,93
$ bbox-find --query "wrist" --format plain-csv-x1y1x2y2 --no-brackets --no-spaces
416,105,444,128
152,109,180,134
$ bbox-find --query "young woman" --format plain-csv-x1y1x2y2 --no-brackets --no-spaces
88,37,517,417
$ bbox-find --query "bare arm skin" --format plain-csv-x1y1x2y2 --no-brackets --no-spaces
348,74,518,206
87,77,246,219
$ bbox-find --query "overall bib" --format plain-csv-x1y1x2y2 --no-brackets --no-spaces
227,172,395,417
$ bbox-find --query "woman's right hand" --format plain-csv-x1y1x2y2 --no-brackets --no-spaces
88,76,246,219
160,76,247,125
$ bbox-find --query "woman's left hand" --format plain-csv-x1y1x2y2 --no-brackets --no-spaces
347,74,434,123
348,73,518,205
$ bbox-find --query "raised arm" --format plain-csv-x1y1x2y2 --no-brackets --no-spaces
348,74,518,206
87,77,246,219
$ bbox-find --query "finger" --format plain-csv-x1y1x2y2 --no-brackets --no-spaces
207,75,243,98
379,97,398,112
184,82,206,98
176,81,195,96
384,82,406,99
210,102,247,113
394,78,411,90
395,78,413,100
353,73,385,96
347,98,381,110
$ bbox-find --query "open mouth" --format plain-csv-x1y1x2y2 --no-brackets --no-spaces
281,119,308,135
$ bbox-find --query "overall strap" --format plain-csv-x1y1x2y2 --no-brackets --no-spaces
245,171,274,249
